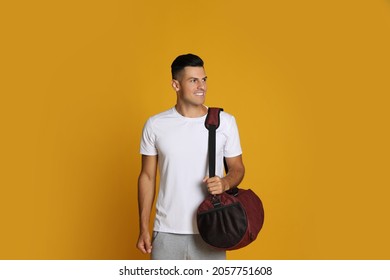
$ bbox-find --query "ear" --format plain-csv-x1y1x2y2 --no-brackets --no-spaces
171,79,180,92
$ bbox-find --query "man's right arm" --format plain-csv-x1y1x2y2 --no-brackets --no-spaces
136,154,158,254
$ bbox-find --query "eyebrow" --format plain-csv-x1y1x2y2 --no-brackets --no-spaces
187,76,208,80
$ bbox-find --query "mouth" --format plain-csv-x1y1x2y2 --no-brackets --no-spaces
194,92,205,96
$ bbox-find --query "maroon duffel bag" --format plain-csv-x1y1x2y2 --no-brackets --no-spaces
197,187,264,250
197,108,265,250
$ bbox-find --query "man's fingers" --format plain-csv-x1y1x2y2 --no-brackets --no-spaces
137,242,146,253
137,240,147,254
139,242,152,254
137,233,152,254
208,177,223,186
204,176,221,183
145,240,152,254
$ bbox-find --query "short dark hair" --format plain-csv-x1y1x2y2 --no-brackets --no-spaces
171,54,204,79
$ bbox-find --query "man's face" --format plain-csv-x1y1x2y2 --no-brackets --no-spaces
172,66,207,106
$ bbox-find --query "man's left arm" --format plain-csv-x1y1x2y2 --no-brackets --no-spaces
203,155,245,195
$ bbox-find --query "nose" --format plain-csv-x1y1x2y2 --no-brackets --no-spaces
197,80,206,89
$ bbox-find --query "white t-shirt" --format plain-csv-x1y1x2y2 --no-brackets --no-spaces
140,107,242,234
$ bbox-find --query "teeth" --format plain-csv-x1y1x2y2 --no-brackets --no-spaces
195,93,204,96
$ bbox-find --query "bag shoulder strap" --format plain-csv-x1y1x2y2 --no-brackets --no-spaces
205,107,238,196
205,108,223,178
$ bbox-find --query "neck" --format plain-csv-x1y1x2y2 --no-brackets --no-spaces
175,103,207,118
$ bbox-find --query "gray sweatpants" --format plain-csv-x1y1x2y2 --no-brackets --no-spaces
151,232,226,260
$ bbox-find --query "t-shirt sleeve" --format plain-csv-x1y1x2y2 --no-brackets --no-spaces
140,118,158,156
224,116,243,158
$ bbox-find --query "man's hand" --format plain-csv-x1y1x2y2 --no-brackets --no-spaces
203,176,229,195
203,155,245,195
136,231,152,254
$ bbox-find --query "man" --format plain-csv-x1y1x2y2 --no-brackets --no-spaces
136,54,245,260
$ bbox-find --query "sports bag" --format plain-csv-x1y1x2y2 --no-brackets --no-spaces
197,107,265,250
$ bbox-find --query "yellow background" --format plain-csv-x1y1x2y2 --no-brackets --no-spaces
1,0,389,259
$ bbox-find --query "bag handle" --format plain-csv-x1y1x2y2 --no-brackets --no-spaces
205,107,223,178
205,107,239,205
